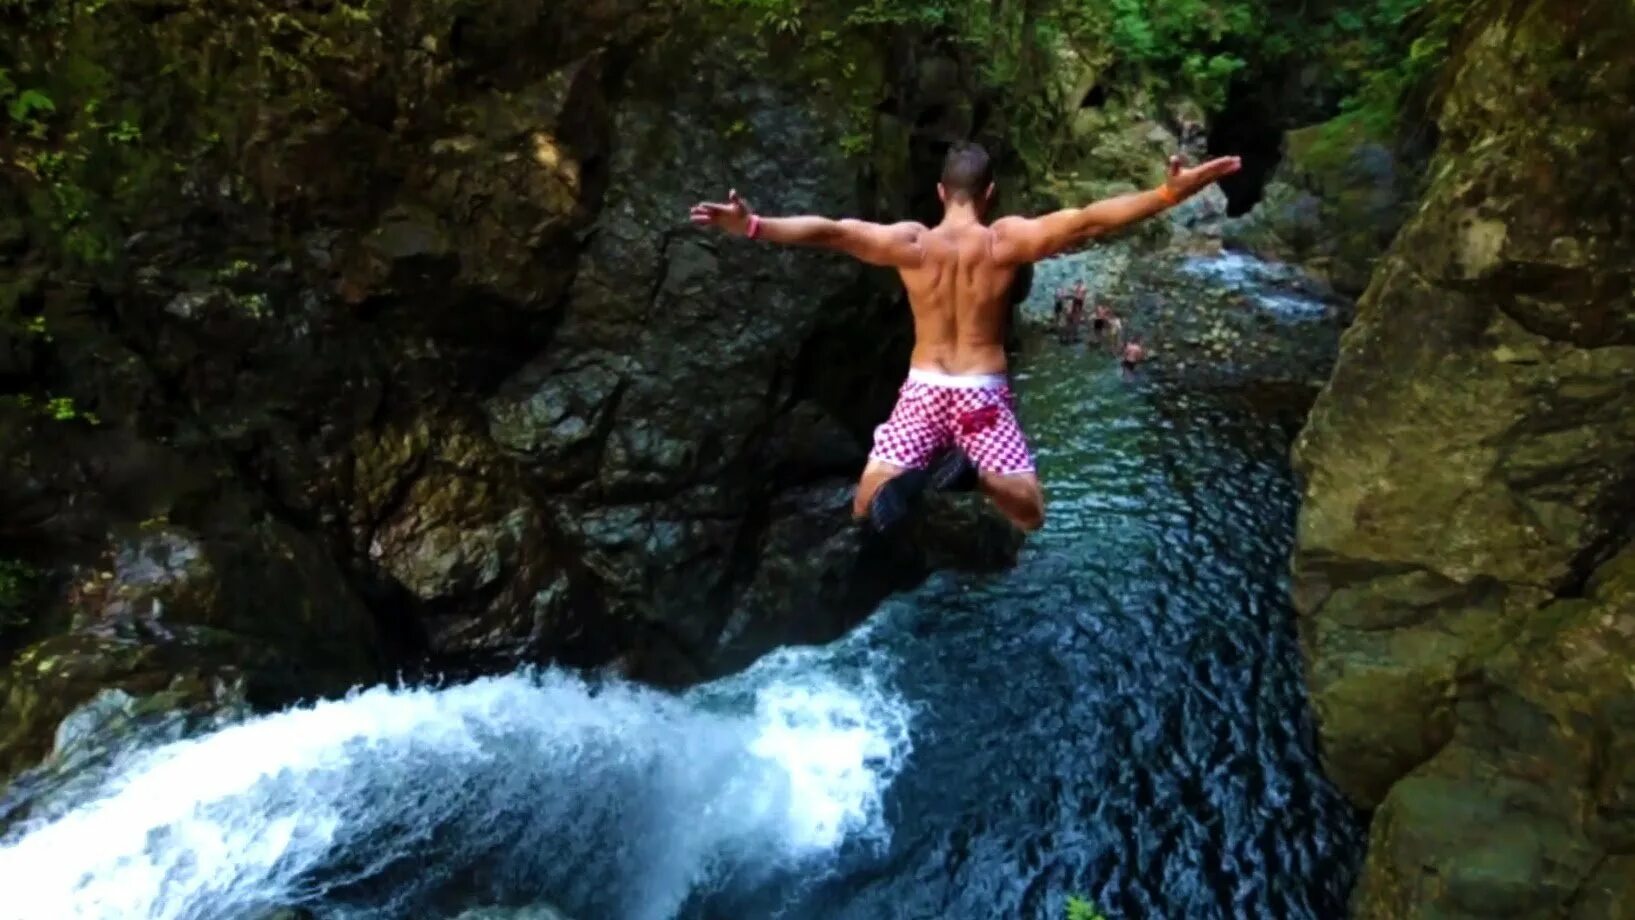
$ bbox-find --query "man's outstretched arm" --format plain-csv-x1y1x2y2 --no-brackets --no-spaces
689,189,924,268
992,155,1241,265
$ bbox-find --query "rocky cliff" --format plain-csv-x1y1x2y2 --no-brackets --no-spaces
0,0,1019,783
1290,0,1635,914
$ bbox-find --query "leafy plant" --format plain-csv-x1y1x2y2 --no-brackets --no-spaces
5,393,100,425
8,88,54,123
105,119,140,145
1066,895,1108,920
215,258,255,281
7,87,56,139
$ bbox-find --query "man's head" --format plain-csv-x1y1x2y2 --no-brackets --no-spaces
938,142,994,212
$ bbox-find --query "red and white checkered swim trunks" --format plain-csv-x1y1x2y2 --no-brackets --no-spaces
869,369,1035,476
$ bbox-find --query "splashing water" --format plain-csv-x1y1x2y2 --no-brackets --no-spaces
0,663,911,920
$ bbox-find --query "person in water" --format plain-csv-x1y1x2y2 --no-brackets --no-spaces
1063,285,1086,343
1103,310,1125,354
689,144,1239,533
1053,285,1072,333
1122,335,1148,378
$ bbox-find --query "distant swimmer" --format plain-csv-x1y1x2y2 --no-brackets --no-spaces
1121,336,1148,379
1053,286,1072,331
1063,284,1086,343
690,148,1239,533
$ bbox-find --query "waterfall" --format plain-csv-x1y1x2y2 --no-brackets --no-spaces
0,654,911,920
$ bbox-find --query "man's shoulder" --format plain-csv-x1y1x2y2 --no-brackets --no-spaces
987,216,1041,255
988,215,1032,234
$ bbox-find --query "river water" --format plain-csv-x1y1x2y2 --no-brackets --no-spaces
0,253,1363,920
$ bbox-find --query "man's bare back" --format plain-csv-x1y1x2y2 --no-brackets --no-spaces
895,220,1017,376
689,142,1239,534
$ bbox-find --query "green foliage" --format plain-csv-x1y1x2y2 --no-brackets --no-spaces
45,396,77,421
7,88,55,137
234,291,270,319
1066,895,1108,920
0,0,263,271
1049,0,1255,109
4,393,100,425
215,259,255,281
1305,0,1460,167
105,119,139,145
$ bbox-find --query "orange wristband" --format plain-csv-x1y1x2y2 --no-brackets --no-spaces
1156,184,1181,207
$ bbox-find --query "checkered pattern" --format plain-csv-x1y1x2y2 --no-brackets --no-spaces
870,379,1035,476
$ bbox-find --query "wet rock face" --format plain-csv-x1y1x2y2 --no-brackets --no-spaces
1290,0,1635,913
0,2,1017,781
0,511,378,781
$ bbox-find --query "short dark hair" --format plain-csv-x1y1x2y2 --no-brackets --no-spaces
941,142,993,201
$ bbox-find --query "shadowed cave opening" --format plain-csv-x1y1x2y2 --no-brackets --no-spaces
1207,80,1287,217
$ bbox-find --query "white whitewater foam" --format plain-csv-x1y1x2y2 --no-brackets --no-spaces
0,667,911,920
1178,252,1329,317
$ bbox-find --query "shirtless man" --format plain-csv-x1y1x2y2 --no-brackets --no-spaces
1121,336,1148,378
1090,303,1112,343
1052,286,1072,331
689,144,1239,533
1063,285,1086,343
1104,310,1125,355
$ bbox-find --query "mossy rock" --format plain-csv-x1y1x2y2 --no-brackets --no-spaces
1292,0,1635,912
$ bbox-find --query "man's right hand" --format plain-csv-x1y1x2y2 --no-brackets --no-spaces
1162,155,1242,201
689,189,754,236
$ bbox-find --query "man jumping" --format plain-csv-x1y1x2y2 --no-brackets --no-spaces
689,143,1239,533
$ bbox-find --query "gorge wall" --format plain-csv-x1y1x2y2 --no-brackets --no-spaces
1291,0,1635,915
0,0,1021,783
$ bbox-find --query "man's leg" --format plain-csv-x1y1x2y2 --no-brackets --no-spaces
858,380,945,530
954,388,1044,533
979,471,1044,532
853,458,909,520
